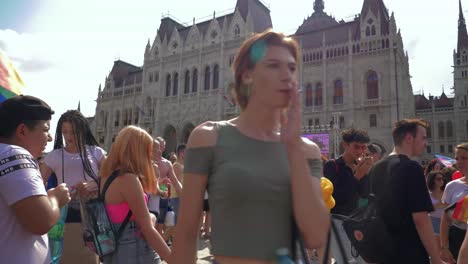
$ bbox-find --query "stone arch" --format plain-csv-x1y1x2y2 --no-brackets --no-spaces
180,123,195,144
162,125,177,156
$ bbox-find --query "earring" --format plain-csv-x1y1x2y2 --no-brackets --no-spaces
241,83,252,97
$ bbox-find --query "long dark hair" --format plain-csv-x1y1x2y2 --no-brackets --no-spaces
53,110,100,180
427,171,444,192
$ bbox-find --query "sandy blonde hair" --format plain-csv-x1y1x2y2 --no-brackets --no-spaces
231,29,299,110
456,142,468,153
100,126,156,193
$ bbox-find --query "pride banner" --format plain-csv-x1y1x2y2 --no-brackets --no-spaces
434,154,456,167
0,51,24,103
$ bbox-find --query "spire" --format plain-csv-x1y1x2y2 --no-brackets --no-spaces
458,0,468,51
460,0,465,23
314,0,324,13
77,101,81,112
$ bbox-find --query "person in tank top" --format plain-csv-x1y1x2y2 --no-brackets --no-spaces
171,29,330,264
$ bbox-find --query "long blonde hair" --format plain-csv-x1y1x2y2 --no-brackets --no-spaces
100,126,156,193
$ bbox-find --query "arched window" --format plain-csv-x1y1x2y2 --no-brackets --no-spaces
305,83,313,107
123,109,128,126
366,71,379,99
104,112,108,128
134,108,139,124
371,25,376,35
184,70,190,94
438,121,445,139
173,72,179,96
192,68,198,92
99,110,105,126
447,121,453,138
213,64,219,89
314,83,323,106
366,26,371,36
166,74,171,97
426,122,432,138
204,66,211,90
115,110,120,127
333,79,343,105
466,120,468,136
234,25,240,38
128,108,133,125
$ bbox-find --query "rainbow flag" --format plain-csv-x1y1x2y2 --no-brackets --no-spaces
447,195,468,222
0,51,24,103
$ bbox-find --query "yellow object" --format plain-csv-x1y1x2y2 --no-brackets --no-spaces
321,177,335,210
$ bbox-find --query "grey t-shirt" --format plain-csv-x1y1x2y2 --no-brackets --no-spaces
184,121,322,260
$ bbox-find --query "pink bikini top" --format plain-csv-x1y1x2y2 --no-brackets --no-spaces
106,193,149,224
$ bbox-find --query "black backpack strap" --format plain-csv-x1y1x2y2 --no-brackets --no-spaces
333,159,339,174
100,170,120,197
291,217,311,264
115,210,132,240
100,170,133,240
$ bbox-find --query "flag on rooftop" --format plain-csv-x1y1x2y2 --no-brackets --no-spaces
0,50,24,103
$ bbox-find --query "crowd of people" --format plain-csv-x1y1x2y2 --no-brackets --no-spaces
1,29,468,264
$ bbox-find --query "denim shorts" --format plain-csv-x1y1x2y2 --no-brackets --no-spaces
169,197,180,223
102,222,161,264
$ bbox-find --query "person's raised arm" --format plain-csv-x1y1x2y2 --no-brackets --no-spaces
172,122,216,264
280,88,329,249
12,183,70,235
118,173,171,261
167,162,182,195
152,163,166,197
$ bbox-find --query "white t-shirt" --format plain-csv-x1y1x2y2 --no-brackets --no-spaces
0,143,50,264
442,179,468,229
43,145,106,188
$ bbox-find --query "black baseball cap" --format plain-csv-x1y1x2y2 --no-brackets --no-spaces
0,95,54,126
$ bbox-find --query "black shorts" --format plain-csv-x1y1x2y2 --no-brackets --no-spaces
203,199,210,212
65,207,81,223
157,198,169,224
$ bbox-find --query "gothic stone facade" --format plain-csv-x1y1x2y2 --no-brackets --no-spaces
93,0,416,156
414,0,468,159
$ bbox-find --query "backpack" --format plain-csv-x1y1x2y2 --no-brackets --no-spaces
341,194,394,263
80,170,132,258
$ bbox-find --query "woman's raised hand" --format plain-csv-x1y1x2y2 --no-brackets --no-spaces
280,82,302,147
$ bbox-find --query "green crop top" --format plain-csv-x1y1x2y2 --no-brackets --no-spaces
184,121,322,261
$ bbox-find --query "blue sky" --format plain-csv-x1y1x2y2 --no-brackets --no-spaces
0,0,463,149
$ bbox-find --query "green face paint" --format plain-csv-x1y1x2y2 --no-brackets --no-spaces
250,40,268,65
